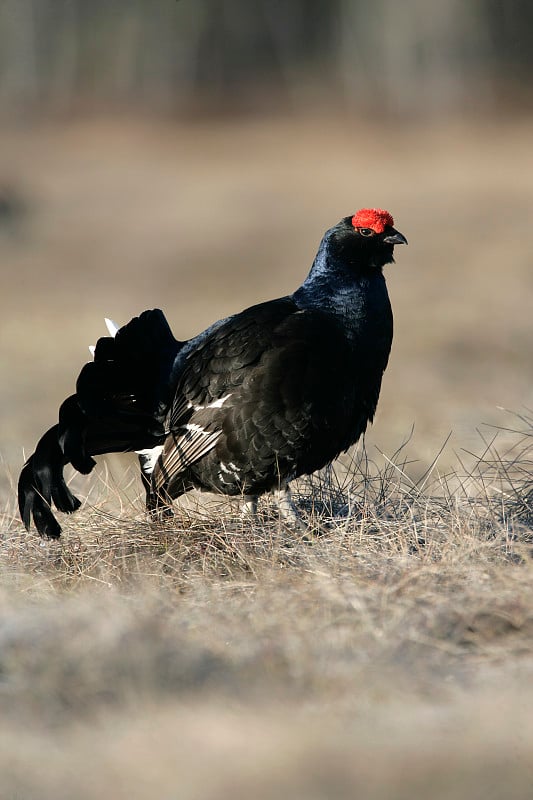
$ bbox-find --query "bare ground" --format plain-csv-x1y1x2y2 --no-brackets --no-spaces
1,115,533,798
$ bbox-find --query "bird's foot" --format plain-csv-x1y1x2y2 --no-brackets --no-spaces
240,495,258,521
272,487,321,542
146,489,175,526
240,489,323,543
147,507,175,529
273,487,304,526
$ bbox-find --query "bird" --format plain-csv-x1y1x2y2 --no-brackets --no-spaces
18,208,407,538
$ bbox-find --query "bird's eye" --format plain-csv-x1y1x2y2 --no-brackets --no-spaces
358,227,375,237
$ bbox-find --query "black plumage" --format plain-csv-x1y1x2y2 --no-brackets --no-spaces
18,209,407,537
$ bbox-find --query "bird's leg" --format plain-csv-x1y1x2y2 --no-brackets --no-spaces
241,495,258,521
138,454,153,506
272,486,307,531
138,450,175,523
146,485,175,523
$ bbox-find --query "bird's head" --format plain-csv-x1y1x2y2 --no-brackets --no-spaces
295,208,407,306
330,208,407,270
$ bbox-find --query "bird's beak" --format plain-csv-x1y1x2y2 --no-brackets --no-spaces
383,229,408,245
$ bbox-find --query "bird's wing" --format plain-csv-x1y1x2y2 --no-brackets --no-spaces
151,297,358,493
151,297,303,489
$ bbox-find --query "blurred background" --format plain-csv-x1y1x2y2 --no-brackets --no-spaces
1,0,532,489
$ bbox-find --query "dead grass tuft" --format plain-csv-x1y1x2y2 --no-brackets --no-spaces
0,417,532,797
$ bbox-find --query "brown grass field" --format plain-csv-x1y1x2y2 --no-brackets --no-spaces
0,115,532,799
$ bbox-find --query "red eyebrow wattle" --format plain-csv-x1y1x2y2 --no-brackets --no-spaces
351,208,394,234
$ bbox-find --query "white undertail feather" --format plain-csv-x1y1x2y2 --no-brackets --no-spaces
105,317,120,337
136,446,164,475
88,317,119,357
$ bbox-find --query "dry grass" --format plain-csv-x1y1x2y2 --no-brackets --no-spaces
1,412,532,799
1,116,533,798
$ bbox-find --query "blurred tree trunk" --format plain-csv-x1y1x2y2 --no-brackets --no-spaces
0,0,530,118
337,0,491,115
0,0,38,112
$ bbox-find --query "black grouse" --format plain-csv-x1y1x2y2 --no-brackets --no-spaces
18,208,407,538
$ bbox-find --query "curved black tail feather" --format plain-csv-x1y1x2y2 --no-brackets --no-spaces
18,424,82,539
18,309,180,538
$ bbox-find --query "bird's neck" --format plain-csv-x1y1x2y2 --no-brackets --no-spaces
292,232,386,318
